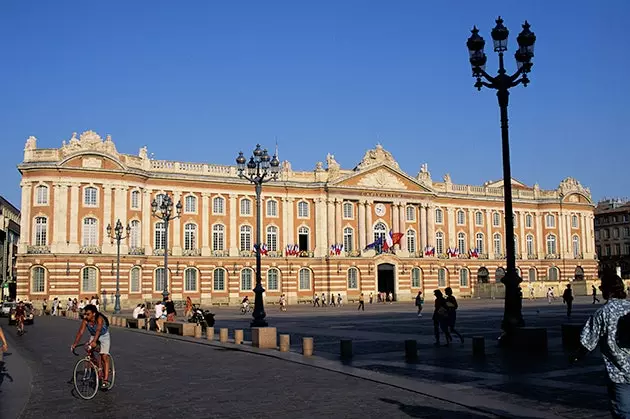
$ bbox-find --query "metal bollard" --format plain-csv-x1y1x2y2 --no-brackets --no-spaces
234,329,243,345
194,325,202,338
340,339,353,359
207,327,215,341
302,337,314,357
279,334,290,352
405,339,418,361
472,336,485,358
219,328,228,343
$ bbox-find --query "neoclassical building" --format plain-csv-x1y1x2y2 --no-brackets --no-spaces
16,131,597,306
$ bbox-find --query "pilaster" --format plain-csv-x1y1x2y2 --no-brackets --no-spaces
314,197,327,257
201,193,210,256
358,201,366,250
229,194,238,256
327,199,335,247
335,199,343,245
68,183,80,253
143,189,152,255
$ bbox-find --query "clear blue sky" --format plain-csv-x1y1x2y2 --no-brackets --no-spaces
1,1,628,208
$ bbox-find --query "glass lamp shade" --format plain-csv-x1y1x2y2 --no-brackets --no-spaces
516,21,536,56
469,51,487,75
467,26,485,57
176,201,183,215
247,157,257,176
151,199,158,213
253,144,263,158
491,17,509,52
106,224,112,237
270,155,280,174
236,152,246,170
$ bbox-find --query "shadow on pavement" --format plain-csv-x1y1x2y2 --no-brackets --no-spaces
380,397,539,419
0,356,15,391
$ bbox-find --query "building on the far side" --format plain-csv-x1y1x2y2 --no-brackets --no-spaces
594,198,630,278
0,196,20,301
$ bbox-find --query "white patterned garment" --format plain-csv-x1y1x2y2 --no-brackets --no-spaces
581,298,630,383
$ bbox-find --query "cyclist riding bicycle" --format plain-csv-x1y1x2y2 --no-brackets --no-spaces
15,301,26,331
71,304,112,388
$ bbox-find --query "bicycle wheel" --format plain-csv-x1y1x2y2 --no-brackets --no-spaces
105,355,115,390
73,358,99,400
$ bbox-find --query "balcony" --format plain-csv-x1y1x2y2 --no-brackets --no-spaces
79,246,102,254
128,247,145,256
493,253,506,260
153,249,172,256
26,245,51,254
239,250,253,257
298,251,315,258
574,253,584,260
545,254,560,260
183,248,201,257
527,253,537,260
212,250,229,257
478,253,489,259
345,250,362,258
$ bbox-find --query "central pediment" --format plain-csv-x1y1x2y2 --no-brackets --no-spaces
330,164,432,192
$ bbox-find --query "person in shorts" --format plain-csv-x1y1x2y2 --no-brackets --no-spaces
71,304,112,388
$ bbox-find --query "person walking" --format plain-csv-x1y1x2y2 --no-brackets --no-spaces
280,294,287,312
444,287,464,343
165,296,176,321
184,296,193,318
563,284,574,318
52,297,59,316
313,293,320,307
547,287,554,304
337,293,343,307
574,272,630,418
529,285,535,300
42,299,48,315
321,293,327,307
432,290,451,346
329,294,336,307
357,293,365,311
415,291,424,317
369,292,373,304
592,284,601,304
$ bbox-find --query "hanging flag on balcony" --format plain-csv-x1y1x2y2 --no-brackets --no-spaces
424,246,435,257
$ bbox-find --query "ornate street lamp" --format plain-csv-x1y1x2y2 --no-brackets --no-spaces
236,144,281,327
467,17,536,339
151,194,182,301
107,219,131,314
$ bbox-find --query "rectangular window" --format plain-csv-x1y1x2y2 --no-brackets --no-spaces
437,269,446,287
475,212,483,226
625,244,630,255
185,196,197,213
456,211,465,225
84,187,98,207
298,201,309,218
343,202,354,220
525,215,533,228
32,268,45,293
347,269,358,289
546,214,556,228
213,197,225,214
241,269,253,291
298,269,311,290
241,198,252,216
130,268,141,293
185,269,197,292
343,228,354,253
615,244,621,255
266,200,278,217
213,269,225,291
36,185,48,205
35,217,47,246
267,269,279,291
406,206,415,222
493,212,501,227
459,270,468,287
155,268,166,292
131,190,140,209
625,227,630,238
82,268,97,292
411,268,421,288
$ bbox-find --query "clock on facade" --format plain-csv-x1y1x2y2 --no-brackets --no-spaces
375,203,386,217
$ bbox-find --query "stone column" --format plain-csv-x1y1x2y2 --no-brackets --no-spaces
102,185,114,253
467,208,475,250
68,183,80,253
566,214,572,256
535,212,544,258
358,201,366,250
229,194,238,256
116,186,129,254
327,199,335,247
427,204,435,247
201,193,210,256
315,197,327,257
335,199,343,245
420,204,427,251
399,203,407,251
52,183,68,252
446,207,455,249
281,198,289,253
171,191,182,255
287,198,295,245
485,209,492,256
392,202,400,232
365,201,373,244
143,189,152,255
18,182,32,253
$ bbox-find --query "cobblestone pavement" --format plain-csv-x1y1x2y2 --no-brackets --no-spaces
2,316,502,419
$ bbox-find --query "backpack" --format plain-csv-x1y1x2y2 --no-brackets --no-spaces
616,312,630,349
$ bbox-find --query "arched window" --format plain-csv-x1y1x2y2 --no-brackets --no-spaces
130,190,140,209
267,268,279,291
266,225,278,252
528,268,536,282
436,232,444,255
572,235,580,258
82,267,98,293
82,218,98,247
213,196,225,214
31,266,46,293
411,267,421,288
241,268,253,291
297,201,309,218
475,211,483,226
130,220,141,248
406,206,416,222
477,267,490,283
343,227,354,252
435,208,444,224
343,202,354,219
374,222,387,244
155,268,166,292
299,268,311,290
475,232,484,254
493,212,501,227
241,198,252,216
457,210,465,225
407,229,416,253
130,267,141,293
457,232,466,254
184,223,197,250
154,222,166,250
184,195,197,213
347,267,359,289
546,214,556,228
495,267,505,282
266,199,278,217
459,269,469,287
546,234,557,255
36,185,48,205
213,268,226,291
525,214,533,228
548,267,559,281
212,224,225,251
84,186,98,207
298,226,309,251
184,268,198,292
34,216,47,246
240,225,252,252
526,234,534,256
438,268,447,287
493,233,502,256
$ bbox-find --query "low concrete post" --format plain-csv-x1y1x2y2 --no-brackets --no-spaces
404,339,418,361
279,334,290,352
219,328,228,343
194,325,202,339
207,327,215,341
234,329,244,345
110,316,117,326
340,339,353,359
472,336,485,357
302,337,314,356
120,318,127,328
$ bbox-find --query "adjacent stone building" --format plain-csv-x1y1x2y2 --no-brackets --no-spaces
594,199,630,278
0,196,20,301
16,131,597,307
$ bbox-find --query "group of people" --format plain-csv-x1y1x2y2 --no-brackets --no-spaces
43,295,100,316
430,287,464,347
313,293,344,307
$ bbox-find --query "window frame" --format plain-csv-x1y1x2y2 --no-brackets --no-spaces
435,231,444,255
411,267,421,288
437,268,447,287
492,211,501,227
266,225,279,252
343,227,354,253
240,225,252,252
267,268,280,291
493,233,502,256
297,201,310,218
457,232,466,254
154,221,166,250
82,217,98,247
81,267,98,293
475,211,483,226
343,202,354,220
456,210,465,225
548,267,559,281
240,197,252,216
184,268,198,292
298,268,311,290
212,196,225,215
184,223,198,251
571,215,579,228
435,208,443,224
241,268,253,291
406,205,415,222
406,229,417,253
34,216,48,246
459,268,469,287
129,220,141,248
475,232,484,254
266,199,278,218
546,234,557,255
130,190,141,210
184,195,197,214
212,224,225,251
31,266,46,293
546,214,556,228
213,268,226,291
35,184,49,205
83,186,99,207
155,267,166,292
347,267,359,290
129,266,141,293
526,234,534,256
525,214,533,228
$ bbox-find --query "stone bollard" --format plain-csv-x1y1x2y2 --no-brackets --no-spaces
340,339,353,360
194,325,202,339
279,334,290,352
234,329,244,345
219,328,228,343
110,316,117,326
404,339,418,361
120,318,127,328
472,336,485,358
302,337,314,357
207,327,215,341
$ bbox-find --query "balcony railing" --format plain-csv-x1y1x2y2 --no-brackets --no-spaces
574,253,584,259
128,247,145,255
212,250,229,257
298,251,315,258
153,249,172,256
183,248,201,257
27,245,51,254
80,246,102,254
545,253,559,259
493,253,506,260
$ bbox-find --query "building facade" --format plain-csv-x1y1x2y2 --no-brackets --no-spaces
0,196,20,301
16,131,597,307
594,199,630,278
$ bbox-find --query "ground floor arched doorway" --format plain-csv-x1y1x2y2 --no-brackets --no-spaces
477,267,489,283
574,266,585,281
377,263,396,301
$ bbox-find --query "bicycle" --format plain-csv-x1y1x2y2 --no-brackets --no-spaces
240,304,254,314
72,342,116,400
16,317,25,336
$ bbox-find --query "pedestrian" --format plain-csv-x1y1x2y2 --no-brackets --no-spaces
132,304,143,319
321,293,327,307
563,284,574,318
388,292,393,304
547,287,554,304
386,292,391,303
444,287,464,343
313,293,320,307
42,299,48,316
574,271,630,418
165,296,176,321
280,294,287,312
184,296,193,318
67,298,72,313
369,292,373,304
153,300,165,332
357,293,365,311
337,293,342,307
592,284,601,304
329,294,336,307
415,291,424,317
529,285,535,300
432,290,451,346
52,297,59,316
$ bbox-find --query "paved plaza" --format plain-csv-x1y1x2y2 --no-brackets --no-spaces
1,296,612,418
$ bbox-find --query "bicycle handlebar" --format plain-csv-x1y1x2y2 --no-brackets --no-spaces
72,341,99,356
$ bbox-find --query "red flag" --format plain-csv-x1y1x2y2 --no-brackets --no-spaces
391,233,404,246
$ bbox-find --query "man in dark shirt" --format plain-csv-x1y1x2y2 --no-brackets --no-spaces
165,296,176,321
563,284,574,318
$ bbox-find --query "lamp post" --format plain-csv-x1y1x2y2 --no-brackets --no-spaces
106,219,130,314
466,17,536,338
151,194,182,301
236,144,281,327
